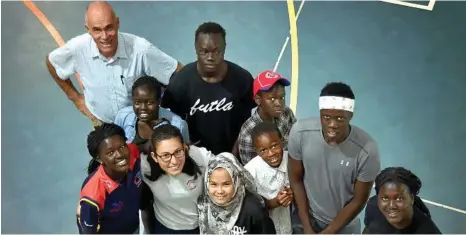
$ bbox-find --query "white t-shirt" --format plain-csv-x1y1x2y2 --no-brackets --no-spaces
140,146,212,230
244,151,292,234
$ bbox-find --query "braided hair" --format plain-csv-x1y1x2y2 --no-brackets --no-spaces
86,123,127,175
375,167,431,217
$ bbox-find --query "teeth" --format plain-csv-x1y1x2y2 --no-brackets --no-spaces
100,41,111,47
116,159,127,166
140,114,149,118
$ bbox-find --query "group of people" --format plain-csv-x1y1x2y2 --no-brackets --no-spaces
46,1,443,234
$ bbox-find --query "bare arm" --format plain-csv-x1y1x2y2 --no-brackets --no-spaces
288,155,315,233
45,56,80,101
46,56,96,120
321,180,373,234
264,197,280,210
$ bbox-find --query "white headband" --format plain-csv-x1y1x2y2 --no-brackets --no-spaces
319,96,355,112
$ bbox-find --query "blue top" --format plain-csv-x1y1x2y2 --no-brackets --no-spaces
77,144,142,234
114,106,190,143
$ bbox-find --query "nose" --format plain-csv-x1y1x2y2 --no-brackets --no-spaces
169,155,178,165
205,52,215,62
265,149,275,157
388,200,397,209
328,119,338,128
140,102,148,110
114,149,123,158
101,30,108,40
217,187,225,195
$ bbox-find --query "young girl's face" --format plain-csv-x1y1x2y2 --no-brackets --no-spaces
208,168,236,206
253,132,284,167
151,137,186,176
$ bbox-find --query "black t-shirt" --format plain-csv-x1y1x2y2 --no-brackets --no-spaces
161,61,255,155
364,196,442,234
232,191,277,234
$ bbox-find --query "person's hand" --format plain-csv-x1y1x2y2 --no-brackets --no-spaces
276,187,292,207
138,141,152,155
282,186,293,207
71,94,97,120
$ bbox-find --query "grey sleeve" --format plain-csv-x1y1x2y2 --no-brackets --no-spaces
287,122,303,161
357,141,381,182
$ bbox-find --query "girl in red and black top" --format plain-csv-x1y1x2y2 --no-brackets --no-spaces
76,123,143,234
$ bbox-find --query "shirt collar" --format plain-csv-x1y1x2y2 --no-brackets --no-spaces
89,32,128,60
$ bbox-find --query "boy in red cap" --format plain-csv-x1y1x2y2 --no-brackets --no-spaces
237,70,297,165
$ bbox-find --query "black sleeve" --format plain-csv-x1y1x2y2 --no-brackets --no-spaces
161,73,188,119
251,208,277,234
241,193,277,234
364,196,378,227
237,72,256,125
242,72,256,111
414,218,442,234
139,181,153,211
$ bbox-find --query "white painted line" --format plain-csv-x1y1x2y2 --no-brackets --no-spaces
422,198,466,215
379,0,436,11
273,0,305,72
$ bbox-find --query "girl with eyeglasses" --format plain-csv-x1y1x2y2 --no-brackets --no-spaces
140,124,214,234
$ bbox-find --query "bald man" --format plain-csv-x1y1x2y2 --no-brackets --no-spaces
46,1,183,127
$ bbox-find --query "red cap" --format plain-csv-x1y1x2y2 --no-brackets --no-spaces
253,70,290,97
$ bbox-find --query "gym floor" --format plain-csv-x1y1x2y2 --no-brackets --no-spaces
1,1,465,233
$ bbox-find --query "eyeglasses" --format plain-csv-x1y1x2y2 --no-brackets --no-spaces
156,148,185,162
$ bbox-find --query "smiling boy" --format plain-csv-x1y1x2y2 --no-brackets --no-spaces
244,122,293,234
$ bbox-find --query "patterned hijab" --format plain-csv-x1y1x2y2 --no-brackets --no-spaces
197,152,263,234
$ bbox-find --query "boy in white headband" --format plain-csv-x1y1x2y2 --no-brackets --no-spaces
287,82,381,234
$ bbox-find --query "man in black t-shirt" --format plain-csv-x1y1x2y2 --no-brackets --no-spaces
161,22,255,155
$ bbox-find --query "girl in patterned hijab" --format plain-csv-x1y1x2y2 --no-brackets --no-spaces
197,152,276,234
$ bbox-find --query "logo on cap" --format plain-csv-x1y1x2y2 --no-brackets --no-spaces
264,71,280,79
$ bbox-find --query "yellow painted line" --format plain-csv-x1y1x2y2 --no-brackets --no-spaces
273,0,305,73
23,0,83,89
286,0,299,115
